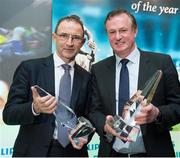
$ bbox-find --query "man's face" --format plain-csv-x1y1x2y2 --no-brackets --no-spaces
105,13,137,58
53,20,85,63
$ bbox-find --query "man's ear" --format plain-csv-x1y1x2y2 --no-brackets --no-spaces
52,32,56,41
82,38,86,45
134,28,138,37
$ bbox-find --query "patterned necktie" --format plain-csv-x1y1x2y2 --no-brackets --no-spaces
118,59,129,115
56,64,71,147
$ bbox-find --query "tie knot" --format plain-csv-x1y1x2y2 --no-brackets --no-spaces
61,64,71,71
121,59,129,66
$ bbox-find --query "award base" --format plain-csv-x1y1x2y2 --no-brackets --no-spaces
109,115,140,143
69,116,94,140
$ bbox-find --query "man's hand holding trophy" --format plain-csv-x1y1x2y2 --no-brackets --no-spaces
57,101,95,147
105,70,163,143
32,85,95,149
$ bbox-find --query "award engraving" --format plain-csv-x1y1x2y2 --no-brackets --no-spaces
106,70,163,143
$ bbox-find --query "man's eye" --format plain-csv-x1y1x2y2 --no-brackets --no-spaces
120,29,127,32
61,34,68,38
73,36,81,40
109,31,116,34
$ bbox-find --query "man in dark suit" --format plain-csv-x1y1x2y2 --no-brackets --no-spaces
89,9,180,157
3,15,92,157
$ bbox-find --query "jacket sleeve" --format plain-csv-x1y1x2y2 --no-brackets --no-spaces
155,55,180,131
3,61,36,125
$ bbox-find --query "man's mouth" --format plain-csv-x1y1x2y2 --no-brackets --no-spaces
115,41,124,45
63,48,74,51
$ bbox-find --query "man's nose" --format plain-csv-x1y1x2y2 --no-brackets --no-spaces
115,32,122,40
66,36,73,45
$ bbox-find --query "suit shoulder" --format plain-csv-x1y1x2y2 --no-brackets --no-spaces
20,55,52,67
75,64,90,76
22,55,51,64
92,56,114,68
141,50,171,59
140,50,174,65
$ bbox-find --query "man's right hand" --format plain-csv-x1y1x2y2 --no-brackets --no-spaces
31,86,57,114
104,115,116,135
104,115,132,142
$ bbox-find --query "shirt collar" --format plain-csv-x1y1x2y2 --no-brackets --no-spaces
115,45,140,66
53,51,75,68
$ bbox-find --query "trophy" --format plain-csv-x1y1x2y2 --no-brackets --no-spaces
34,85,51,97
106,70,163,143
70,116,95,139
33,85,94,144
58,102,94,144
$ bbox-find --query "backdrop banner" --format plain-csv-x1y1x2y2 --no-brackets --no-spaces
52,0,180,157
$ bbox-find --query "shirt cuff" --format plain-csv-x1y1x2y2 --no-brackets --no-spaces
32,103,40,116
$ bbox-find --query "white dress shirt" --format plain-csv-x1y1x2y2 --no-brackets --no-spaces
113,46,146,154
53,52,75,139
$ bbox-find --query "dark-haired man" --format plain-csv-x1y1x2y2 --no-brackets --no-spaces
3,15,92,157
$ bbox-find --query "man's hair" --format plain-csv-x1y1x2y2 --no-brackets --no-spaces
104,8,137,31
55,15,84,35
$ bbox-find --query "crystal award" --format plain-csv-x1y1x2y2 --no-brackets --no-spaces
33,85,94,143
106,70,163,143
58,102,94,142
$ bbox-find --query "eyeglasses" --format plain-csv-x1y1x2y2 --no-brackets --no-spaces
56,33,84,43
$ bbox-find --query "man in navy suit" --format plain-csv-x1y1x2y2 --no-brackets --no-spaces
89,9,180,157
3,15,92,157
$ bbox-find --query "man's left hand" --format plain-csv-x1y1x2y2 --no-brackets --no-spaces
135,99,160,124
68,135,88,150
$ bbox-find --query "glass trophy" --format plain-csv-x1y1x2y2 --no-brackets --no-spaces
56,101,78,130
57,102,94,143
33,85,94,143
34,85,51,97
106,70,163,143
70,116,95,139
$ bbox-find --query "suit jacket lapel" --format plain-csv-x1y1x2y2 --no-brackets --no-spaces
138,52,154,89
36,54,55,122
138,51,157,135
39,55,55,96
105,56,116,115
70,64,82,110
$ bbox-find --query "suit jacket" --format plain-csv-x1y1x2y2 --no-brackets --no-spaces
89,50,180,157
3,54,91,157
